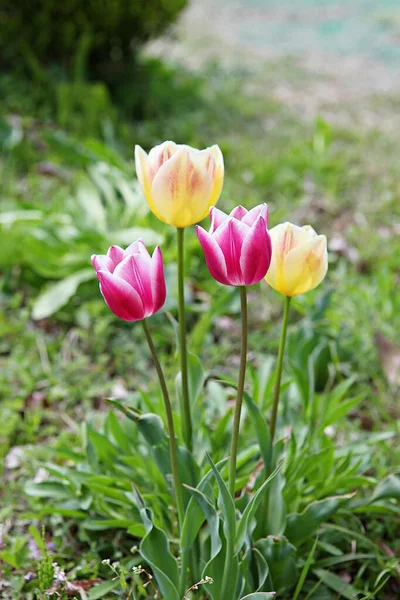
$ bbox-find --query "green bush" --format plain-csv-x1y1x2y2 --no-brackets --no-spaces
0,0,187,71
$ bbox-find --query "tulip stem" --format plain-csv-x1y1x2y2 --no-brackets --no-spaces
270,295,291,442
141,319,185,531
177,227,193,452
228,286,248,497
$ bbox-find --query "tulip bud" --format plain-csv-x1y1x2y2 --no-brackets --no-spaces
265,222,328,296
91,240,166,321
135,141,224,228
196,204,272,286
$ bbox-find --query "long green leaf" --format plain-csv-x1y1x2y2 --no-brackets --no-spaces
137,498,180,600
243,391,272,471
235,463,282,555
285,493,355,545
206,453,236,543
313,568,362,599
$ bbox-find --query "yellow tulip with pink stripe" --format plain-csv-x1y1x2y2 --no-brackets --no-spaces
135,141,224,228
266,222,328,296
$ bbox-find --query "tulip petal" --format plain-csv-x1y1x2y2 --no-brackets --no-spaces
151,246,167,314
209,206,229,233
147,141,178,180
240,217,272,285
107,245,125,266
242,203,268,227
151,148,214,227
214,218,250,285
196,226,229,285
114,255,154,312
124,239,150,258
284,236,327,296
91,254,114,272
207,144,224,209
230,205,248,221
97,271,144,321
135,145,164,222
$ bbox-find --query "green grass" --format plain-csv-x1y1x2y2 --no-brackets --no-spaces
0,54,399,599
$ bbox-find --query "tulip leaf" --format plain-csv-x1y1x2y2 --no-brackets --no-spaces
202,531,240,600
243,391,272,472
313,568,362,599
109,405,199,502
253,547,270,592
370,473,400,502
240,595,276,600
136,492,180,600
206,453,236,543
285,493,355,545
184,485,221,559
180,457,228,552
255,536,297,594
264,468,287,536
235,463,282,555
32,268,95,320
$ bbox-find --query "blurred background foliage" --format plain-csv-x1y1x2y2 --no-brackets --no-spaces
0,0,399,598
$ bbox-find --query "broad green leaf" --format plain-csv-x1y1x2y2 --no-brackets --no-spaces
264,469,287,536
104,411,132,454
81,519,144,534
235,463,282,554
285,493,355,545
184,485,221,559
256,536,297,594
313,568,361,599
371,473,400,502
24,481,72,499
321,395,363,429
32,269,95,319
240,595,276,600
138,499,180,600
253,547,270,591
203,530,239,600
243,391,272,471
87,579,120,599
180,458,228,552
206,453,236,543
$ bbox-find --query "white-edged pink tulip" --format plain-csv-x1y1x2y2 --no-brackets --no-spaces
91,240,166,321
196,204,272,286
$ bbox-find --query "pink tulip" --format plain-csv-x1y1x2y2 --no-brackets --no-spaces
196,204,272,286
91,240,166,321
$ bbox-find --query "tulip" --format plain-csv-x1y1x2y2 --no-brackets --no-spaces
265,222,328,297
135,141,224,228
196,204,272,286
91,240,166,321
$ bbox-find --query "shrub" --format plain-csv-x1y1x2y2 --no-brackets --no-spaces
0,0,187,71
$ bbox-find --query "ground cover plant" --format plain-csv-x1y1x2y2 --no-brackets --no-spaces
1,7,400,598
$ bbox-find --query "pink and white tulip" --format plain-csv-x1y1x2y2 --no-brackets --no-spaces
196,204,272,286
91,240,166,321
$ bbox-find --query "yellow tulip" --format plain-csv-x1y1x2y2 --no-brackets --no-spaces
265,222,328,296
135,141,224,228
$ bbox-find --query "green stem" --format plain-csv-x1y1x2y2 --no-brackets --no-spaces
141,320,185,530
228,286,248,497
270,295,291,443
177,227,193,452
